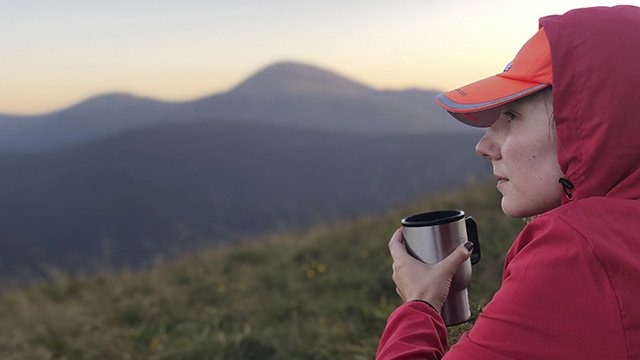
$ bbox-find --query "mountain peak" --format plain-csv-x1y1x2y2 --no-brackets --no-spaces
229,61,375,98
79,92,151,106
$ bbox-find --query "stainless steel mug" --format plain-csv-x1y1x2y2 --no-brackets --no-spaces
401,210,480,326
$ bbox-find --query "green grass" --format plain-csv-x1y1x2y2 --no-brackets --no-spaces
0,181,524,359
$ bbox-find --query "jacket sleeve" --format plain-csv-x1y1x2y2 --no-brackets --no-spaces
376,301,448,359
377,215,626,360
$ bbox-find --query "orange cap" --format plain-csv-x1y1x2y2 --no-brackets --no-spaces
435,27,552,127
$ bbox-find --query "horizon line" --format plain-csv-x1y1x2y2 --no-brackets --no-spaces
1,60,444,117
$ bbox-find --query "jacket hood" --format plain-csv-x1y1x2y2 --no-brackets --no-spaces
540,6,640,204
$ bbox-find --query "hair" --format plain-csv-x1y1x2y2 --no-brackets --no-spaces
541,86,555,138
540,86,553,116
522,86,555,140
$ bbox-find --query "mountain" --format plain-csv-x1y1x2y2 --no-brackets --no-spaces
0,61,490,283
182,62,469,135
0,120,488,283
229,61,375,98
0,93,183,153
0,61,474,152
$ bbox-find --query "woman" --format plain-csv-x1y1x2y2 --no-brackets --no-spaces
377,6,640,359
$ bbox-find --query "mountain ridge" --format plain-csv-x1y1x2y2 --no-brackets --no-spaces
0,119,488,283
0,61,471,153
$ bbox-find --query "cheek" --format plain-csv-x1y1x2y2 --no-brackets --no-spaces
505,136,558,180
503,143,533,176
502,141,563,216
520,152,562,197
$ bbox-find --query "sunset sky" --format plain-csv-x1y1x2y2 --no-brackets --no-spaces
1,0,628,115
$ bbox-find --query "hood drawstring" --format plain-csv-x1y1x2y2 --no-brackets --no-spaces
559,178,574,199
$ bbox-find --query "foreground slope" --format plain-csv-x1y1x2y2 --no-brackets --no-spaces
0,182,524,359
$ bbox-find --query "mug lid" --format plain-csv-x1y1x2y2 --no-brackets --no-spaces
401,210,465,227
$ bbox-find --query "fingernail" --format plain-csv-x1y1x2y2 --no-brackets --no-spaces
464,241,474,252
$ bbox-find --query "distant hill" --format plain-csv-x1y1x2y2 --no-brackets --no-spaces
0,93,182,153
0,121,488,282
0,61,473,152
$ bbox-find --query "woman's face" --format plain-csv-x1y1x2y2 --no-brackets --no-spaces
475,91,564,218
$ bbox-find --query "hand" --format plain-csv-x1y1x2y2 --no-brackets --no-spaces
388,227,472,311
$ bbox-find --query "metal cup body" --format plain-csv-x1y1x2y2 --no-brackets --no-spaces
401,210,472,326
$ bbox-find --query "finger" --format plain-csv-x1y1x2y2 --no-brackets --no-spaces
437,242,473,273
388,228,407,260
396,287,405,302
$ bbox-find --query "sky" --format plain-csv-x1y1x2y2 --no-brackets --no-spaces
0,0,630,115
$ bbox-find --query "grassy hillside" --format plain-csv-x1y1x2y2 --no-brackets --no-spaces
0,182,524,359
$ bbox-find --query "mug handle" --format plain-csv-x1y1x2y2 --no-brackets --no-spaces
465,217,481,265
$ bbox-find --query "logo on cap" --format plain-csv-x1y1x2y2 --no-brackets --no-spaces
503,62,513,72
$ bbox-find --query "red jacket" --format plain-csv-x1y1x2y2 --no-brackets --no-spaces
377,6,640,360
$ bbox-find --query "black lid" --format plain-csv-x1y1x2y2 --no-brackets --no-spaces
401,210,465,227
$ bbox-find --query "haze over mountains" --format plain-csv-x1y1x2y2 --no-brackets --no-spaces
0,61,489,283
0,62,471,153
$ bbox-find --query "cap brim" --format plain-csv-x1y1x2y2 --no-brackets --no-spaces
435,75,549,127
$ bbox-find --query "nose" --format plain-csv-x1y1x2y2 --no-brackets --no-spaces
475,127,501,160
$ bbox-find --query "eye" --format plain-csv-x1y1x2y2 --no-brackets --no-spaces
503,110,517,122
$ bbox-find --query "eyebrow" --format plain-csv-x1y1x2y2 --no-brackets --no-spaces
500,103,523,119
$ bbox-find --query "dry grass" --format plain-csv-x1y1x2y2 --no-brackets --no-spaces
0,181,523,359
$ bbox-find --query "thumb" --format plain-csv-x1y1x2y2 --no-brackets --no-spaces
437,241,473,274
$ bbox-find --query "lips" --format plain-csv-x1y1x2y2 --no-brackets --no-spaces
495,175,509,185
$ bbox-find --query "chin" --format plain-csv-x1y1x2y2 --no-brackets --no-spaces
501,198,535,219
